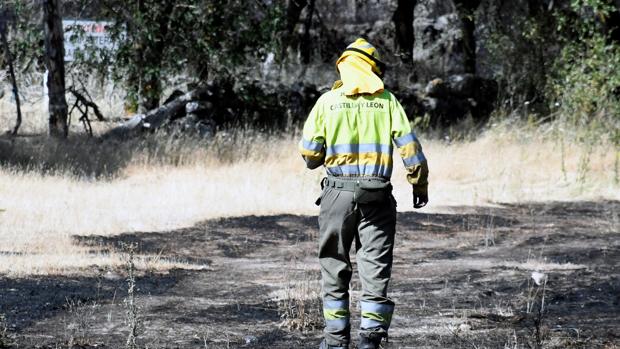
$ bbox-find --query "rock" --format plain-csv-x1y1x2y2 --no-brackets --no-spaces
167,113,216,138
420,73,497,125
425,78,448,97
458,323,472,332
422,96,438,111
244,335,258,344
261,0,503,127
104,271,122,281
446,74,477,98
180,114,200,130
531,271,547,286
185,101,211,115
414,11,468,79
195,120,216,138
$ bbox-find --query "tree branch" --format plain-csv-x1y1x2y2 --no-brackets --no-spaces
68,86,105,121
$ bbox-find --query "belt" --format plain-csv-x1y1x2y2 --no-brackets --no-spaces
322,176,389,192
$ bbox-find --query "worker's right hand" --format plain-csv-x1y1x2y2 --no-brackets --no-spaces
413,193,428,208
412,186,428,209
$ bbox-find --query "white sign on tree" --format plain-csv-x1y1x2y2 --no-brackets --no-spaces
63,19,115,62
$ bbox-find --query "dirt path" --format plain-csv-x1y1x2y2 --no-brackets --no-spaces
1,200,619,348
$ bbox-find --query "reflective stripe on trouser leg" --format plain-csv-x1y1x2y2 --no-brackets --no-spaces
360,301,394,330
319,186,357,345
323,299,350,332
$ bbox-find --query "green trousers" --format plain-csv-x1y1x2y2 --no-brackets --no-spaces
318,177,396,347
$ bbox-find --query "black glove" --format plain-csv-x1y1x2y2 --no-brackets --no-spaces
412,185,428,209
413,193,428,208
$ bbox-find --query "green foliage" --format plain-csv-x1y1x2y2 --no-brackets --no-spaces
550,0,620,136
69,0,286,111
482,0,619,145
546,0,620,185
478,2,556,110
0,1,43,73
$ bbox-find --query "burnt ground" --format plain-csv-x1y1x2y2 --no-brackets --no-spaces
1,200,619,348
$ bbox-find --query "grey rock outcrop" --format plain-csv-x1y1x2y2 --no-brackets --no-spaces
268,0,502,125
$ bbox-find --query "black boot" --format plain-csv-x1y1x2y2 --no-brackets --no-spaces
319,339,349,349
358,332,384,349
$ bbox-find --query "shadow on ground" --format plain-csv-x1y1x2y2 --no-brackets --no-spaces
0,132,224,179
0,270,180,331
2,200,619,348
73,214,319,263
0,131,275,179
0,134,136,178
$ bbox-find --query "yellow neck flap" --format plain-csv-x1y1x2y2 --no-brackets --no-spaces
334,55,384,96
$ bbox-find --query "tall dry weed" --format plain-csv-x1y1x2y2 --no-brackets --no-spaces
276,267,322,332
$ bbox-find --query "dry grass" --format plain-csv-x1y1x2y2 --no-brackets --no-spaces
274,268,322,332
0,103,618,276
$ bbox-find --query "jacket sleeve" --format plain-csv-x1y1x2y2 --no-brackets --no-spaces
390,94,429,195
299,99,326,169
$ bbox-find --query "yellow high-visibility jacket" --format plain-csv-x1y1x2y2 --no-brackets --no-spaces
299,88,429,194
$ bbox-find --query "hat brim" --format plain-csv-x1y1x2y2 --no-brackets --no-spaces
338,47,386,76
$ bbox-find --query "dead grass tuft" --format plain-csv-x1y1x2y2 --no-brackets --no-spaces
0,313,12,348
63,297,100,347
276,269,323,332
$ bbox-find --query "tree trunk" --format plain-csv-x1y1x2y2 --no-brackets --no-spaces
104,88,206,139
393,0,416,62
43,0,68,138
300,0,315,64
0,22,22,136
282,0,307,58
455,0,480,75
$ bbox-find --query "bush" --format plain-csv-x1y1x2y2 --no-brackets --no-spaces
549,0,620,143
